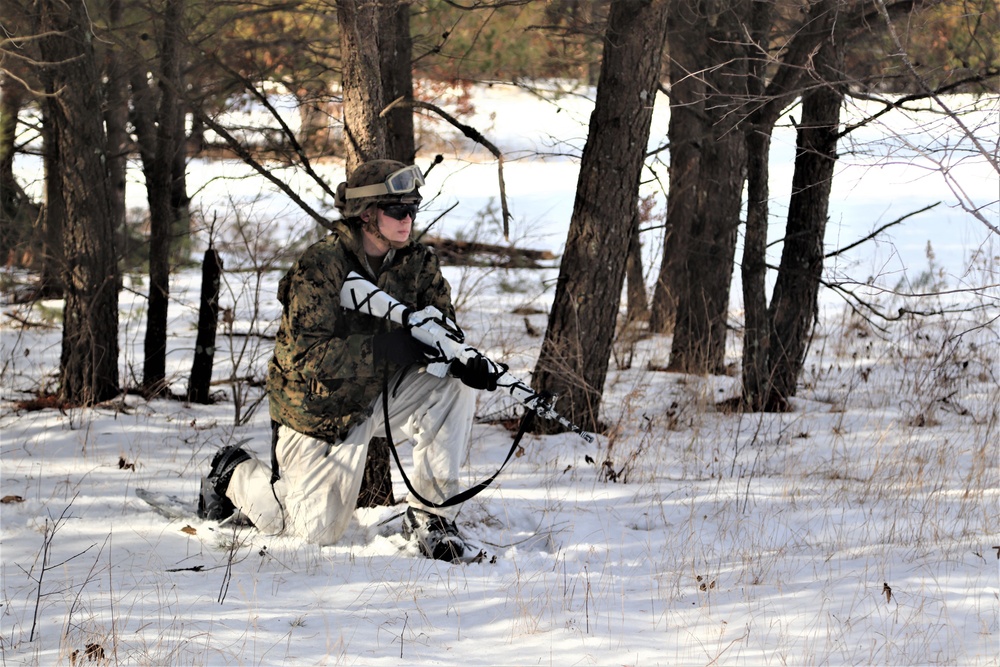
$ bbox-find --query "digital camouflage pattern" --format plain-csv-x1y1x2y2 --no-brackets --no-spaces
267,221,456,442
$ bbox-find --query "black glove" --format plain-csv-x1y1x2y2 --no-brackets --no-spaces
372,330,436,368
449,354,501,391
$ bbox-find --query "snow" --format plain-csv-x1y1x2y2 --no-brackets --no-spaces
3,83,998,666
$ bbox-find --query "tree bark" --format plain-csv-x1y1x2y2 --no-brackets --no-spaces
768,39,845,406
740,123,772,406
356,437,395,507
39,96,65,297
380,0,415,164
532,0,669,433
625,210,649,322
648,2,705,333
740,0,841,409
188,247,223,404
35,0,120,405
667,0,748,375
337,0,388,172
139,0,188,395
739,0,776,409
104,0,128,285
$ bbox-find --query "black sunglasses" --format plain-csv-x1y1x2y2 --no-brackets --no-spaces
378,203,418,221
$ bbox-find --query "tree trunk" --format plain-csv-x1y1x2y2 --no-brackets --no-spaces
648,3,705,334
188,247,223,404
0,71,41,270
137,0,187,395
740,0,838,410
39,97,65,297
739,0,776,410
740,125,772,407
768,40,844,406
104,0,128,281
380,0,415,164
625,210,648,322
337,0,388,172
667,0,748,375
356,437,395,507
532,0,669,434
337,0,397,505
35,0,120,405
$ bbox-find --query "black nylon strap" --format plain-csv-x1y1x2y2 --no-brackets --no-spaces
269,420,281,485
380,367,531,509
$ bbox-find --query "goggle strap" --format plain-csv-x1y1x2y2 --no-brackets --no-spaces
344,182,390,200
345,165,424,200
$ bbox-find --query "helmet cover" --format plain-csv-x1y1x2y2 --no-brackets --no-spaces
335,160,422,218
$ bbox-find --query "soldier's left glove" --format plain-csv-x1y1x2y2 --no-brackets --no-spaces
448,354,501,391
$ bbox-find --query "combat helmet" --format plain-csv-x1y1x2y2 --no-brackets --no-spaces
335,160,424,218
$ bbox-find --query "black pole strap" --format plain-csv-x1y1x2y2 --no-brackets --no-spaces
380,368,532,510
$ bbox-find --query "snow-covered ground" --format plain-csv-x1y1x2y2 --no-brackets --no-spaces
2,84,998,665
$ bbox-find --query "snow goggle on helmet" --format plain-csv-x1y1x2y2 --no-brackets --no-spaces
344,165,425,200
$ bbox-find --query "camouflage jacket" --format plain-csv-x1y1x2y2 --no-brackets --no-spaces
267,222,456,442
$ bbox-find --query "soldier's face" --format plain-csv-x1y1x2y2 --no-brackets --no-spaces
375,207,412,246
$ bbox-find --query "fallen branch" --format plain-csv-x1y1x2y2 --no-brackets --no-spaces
421,235,557,268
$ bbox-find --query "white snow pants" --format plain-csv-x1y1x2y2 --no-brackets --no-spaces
226,368,476,545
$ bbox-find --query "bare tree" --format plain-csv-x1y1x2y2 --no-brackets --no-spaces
130,0,190,396
32,0,120,404
0,70,41,271
767,37,847,407
648,1,705,334
531,0,669,434
381,0,416,163
740,0,841,409
872,0,999,235
664,0,748,376
647,0,990,411
337,0,389,171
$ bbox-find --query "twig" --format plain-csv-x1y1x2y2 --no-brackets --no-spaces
382,96,512,238
25,499,92,641
839,70,1000,139
824,202,941,259
2,310,58,329
188,105,337,234
205,54,340,203
217,524,245,604
872,0,1000,235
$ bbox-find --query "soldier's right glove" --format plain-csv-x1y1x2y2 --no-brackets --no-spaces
448,354,501,391
372,330,436,368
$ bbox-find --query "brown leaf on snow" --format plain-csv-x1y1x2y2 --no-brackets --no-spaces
181,525,198,535
1,495,25,504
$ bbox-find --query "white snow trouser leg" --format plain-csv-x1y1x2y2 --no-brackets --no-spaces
226,369,475,545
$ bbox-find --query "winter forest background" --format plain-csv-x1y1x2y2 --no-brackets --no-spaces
1,0,999,665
